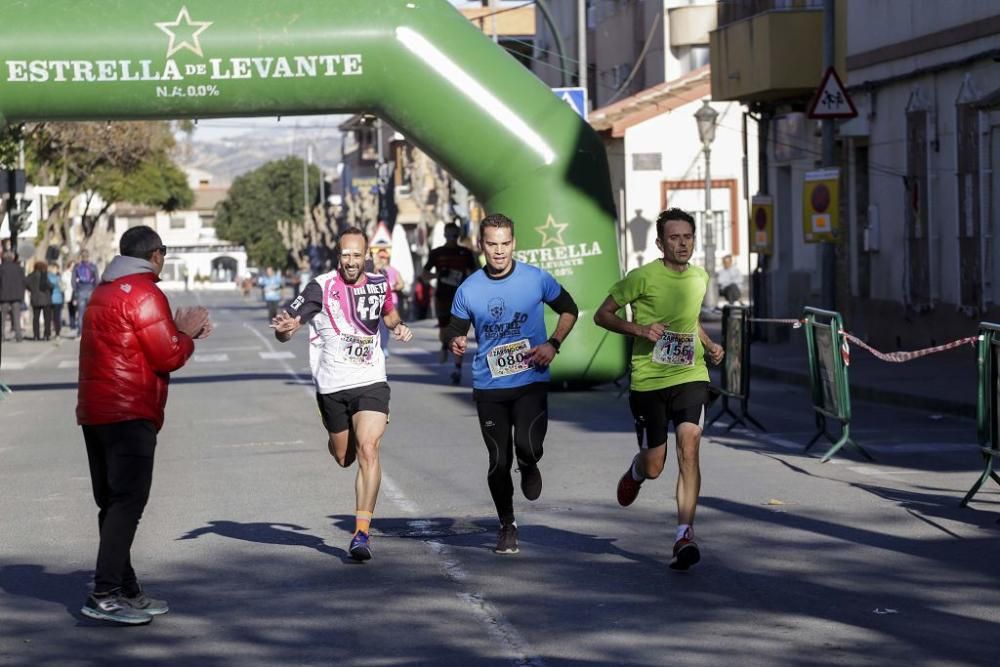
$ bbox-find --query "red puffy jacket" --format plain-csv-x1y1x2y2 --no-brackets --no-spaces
77,271,194,431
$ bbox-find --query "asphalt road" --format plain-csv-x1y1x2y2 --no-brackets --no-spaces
1,290,998,666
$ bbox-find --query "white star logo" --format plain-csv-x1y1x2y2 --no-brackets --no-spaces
535,214,569,247
156,7,212,59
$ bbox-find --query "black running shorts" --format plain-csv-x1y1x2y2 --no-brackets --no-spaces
316,382,390,434
628,381,708,449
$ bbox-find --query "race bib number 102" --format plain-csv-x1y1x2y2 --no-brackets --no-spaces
487,339,531,378
652,330,696,367
338,333,377,366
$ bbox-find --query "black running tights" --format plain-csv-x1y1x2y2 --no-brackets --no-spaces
474,383,548,524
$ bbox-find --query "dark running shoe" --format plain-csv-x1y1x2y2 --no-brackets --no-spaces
669,537,701,571
494,522,519,555
617,468,643,507
121,587,169,616
80,593,153,625
519,465,542,501
350,531,373,561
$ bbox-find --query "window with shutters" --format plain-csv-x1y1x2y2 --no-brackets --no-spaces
905,108,931,307
957,101,982,313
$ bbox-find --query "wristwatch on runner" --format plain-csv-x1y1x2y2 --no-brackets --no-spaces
546,337,561,353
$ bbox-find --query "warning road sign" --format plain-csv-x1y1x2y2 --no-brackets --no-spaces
807,67,857,120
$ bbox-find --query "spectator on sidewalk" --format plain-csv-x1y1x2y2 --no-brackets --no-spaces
716,254,742,305
63,261,77,332
49,263,65,338
259,266,283,320
77,225,213,626
25,260,53,341
72,250,99,335
0,251,26,342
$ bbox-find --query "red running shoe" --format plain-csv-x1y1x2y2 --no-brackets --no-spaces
669,535,701,571
616,468,643,507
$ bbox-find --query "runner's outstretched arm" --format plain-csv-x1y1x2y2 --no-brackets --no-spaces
272,280,322,342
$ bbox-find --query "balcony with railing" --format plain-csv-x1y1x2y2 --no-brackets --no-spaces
710,0,825,103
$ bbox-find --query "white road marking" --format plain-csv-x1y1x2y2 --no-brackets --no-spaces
0,344,58,371
193,353,230,363
259,351,296,360
381,476,543,665
242,322,543,666
58,360,78,369
213,439,305,449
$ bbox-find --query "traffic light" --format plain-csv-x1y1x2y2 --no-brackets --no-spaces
0,168,25,196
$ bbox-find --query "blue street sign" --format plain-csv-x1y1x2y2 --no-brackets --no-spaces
552,87,587,119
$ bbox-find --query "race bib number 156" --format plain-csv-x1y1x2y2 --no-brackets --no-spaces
652,330,696,367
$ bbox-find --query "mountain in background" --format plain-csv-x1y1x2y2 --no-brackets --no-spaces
175,129,342,186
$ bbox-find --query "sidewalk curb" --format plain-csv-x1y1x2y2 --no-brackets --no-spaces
751,363,976,419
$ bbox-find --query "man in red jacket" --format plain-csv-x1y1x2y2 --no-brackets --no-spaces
77,225,212,625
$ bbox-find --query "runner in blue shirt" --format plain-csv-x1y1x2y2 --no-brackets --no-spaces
446,213,578,555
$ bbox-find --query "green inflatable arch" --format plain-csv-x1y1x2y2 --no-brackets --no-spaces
0,0,625,383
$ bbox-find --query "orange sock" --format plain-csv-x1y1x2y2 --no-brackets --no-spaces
355,510,373,535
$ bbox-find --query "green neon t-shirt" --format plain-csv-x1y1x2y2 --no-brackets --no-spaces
608,260,709,392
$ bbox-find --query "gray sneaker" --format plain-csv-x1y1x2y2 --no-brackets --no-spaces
122,589,169,616
80,594,153,625
494,522,519,555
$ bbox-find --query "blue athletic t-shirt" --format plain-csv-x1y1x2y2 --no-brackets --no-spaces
452,262,563,390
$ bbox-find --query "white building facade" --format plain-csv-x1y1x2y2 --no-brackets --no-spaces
844,0,1000,346
113,170,246,291
590,67,758,292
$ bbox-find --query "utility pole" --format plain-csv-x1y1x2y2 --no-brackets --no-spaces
577,0,587,97
489,0,498,44
821,0,837,310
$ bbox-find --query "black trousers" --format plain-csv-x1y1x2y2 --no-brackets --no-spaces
83,420,157,594
32,305,52,340
473,383,548,524
51,303,63,336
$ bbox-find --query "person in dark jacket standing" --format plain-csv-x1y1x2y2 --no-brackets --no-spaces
25,260,53,341
77,225,213,625
0,251,26,342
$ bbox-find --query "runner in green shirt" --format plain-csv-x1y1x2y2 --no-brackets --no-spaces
595,208,724,571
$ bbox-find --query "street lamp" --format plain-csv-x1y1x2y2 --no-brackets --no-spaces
694,100,718,309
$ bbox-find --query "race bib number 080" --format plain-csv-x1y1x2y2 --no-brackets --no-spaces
487,339,531,378
338,333,377,366
652,330,696,367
